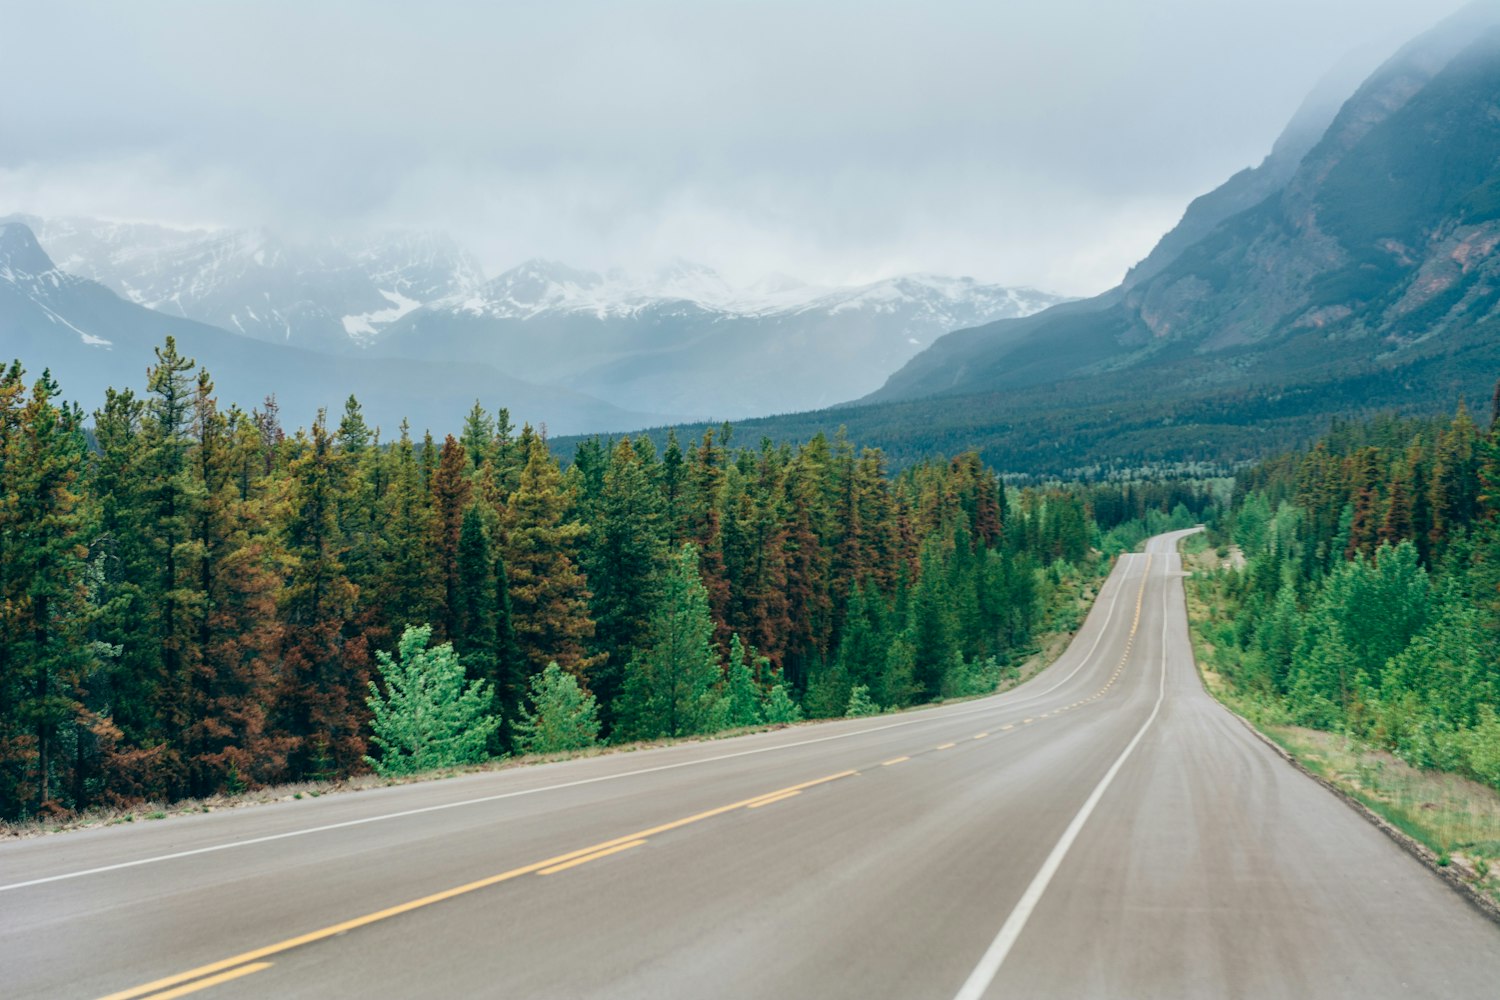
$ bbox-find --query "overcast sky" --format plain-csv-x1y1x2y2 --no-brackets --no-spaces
2,0,1469,296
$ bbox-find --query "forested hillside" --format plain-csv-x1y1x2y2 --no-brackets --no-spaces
1195,392,1500,790
0,340,1211,821
631,9,1500,477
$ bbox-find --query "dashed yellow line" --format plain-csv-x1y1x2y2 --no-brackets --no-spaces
96,770,857,1000
882,756,910,766
973,733,989,740
747,790,801,809
134,964,272,1000
538,839,646,874
935,742,957,750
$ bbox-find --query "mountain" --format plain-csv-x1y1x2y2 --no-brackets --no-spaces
584,4,1500,474
7,215,484,354
877,3,1500,406
828,6,1500,461
375,260,1064,418
1121,49,1374,291
16,215,1063,420
0,222,671,436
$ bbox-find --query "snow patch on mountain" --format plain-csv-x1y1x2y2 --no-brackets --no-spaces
0,221,114,348
449,259,1063,325
7,215,485,351
342,289,422,341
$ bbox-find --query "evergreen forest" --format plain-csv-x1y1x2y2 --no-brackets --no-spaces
0,339,1211,820
1197,392,1500,791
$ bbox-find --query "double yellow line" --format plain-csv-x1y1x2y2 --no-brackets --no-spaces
100,770,857,1000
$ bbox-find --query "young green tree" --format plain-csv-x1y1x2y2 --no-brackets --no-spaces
762,675,804,725
365,624,500,776
845,684,881,717
715,633,765,729
514,661,601,755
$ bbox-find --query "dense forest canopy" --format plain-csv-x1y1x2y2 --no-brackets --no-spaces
1200,392,1500,790
0,338,1214,820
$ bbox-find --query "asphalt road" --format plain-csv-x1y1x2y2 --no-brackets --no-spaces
4,530,1499,999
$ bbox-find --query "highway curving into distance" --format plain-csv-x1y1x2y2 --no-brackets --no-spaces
4,530,1499,998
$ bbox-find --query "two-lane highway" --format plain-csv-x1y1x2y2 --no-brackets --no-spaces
4,531,1498,998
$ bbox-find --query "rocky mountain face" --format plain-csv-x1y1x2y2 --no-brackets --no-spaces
0,221,668,436
375,261,1063,418
6,215,484,353
869,4,1500,414
657,4,1500,475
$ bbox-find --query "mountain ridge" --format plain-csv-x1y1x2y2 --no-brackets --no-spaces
577,4,1500,475
0,221,673,436
863,5,1500,407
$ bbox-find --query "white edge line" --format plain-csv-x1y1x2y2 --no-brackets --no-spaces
2,555,1146,894
952,551,1170,1000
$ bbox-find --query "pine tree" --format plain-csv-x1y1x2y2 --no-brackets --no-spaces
909,535,960,699
378,423,442,638
781,469,832,690
459,401,495,470
583,437,667,722
834,583,892,705
617,543,723,739
276,416,369,780
89,387,166,787
503,433,599,678
0,372,94,814
685,430,732,644
514,661,600,755
182,372,282,796
453,504,499,671
716,634,764,729
144,338,206,797
762,674,804,725
845,684,881,717
430,435,472,642
365,624,500,776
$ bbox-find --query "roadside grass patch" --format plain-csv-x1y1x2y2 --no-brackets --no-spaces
1181,543,1500,908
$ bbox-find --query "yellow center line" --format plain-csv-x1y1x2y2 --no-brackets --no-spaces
747,790,801,809
1000,724,1014,731
881,756,910,766
538,839,646,874
97,769,858,1000
935,742,957,750
973,732,989,740
135,963,273,1000
1023,718,1034,724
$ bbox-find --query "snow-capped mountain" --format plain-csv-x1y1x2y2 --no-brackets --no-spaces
0,220,674,436
8,215,483,353
6,213,1065,423
451,258,1056,324
377,260,1066,418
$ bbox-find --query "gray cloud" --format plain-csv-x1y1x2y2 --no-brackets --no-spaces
3,0,1467,295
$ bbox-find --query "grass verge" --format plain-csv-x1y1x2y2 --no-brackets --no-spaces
1180,537,1500,914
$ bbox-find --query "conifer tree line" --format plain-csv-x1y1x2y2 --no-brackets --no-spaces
0,339,1197,819
1202,394,1500,789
